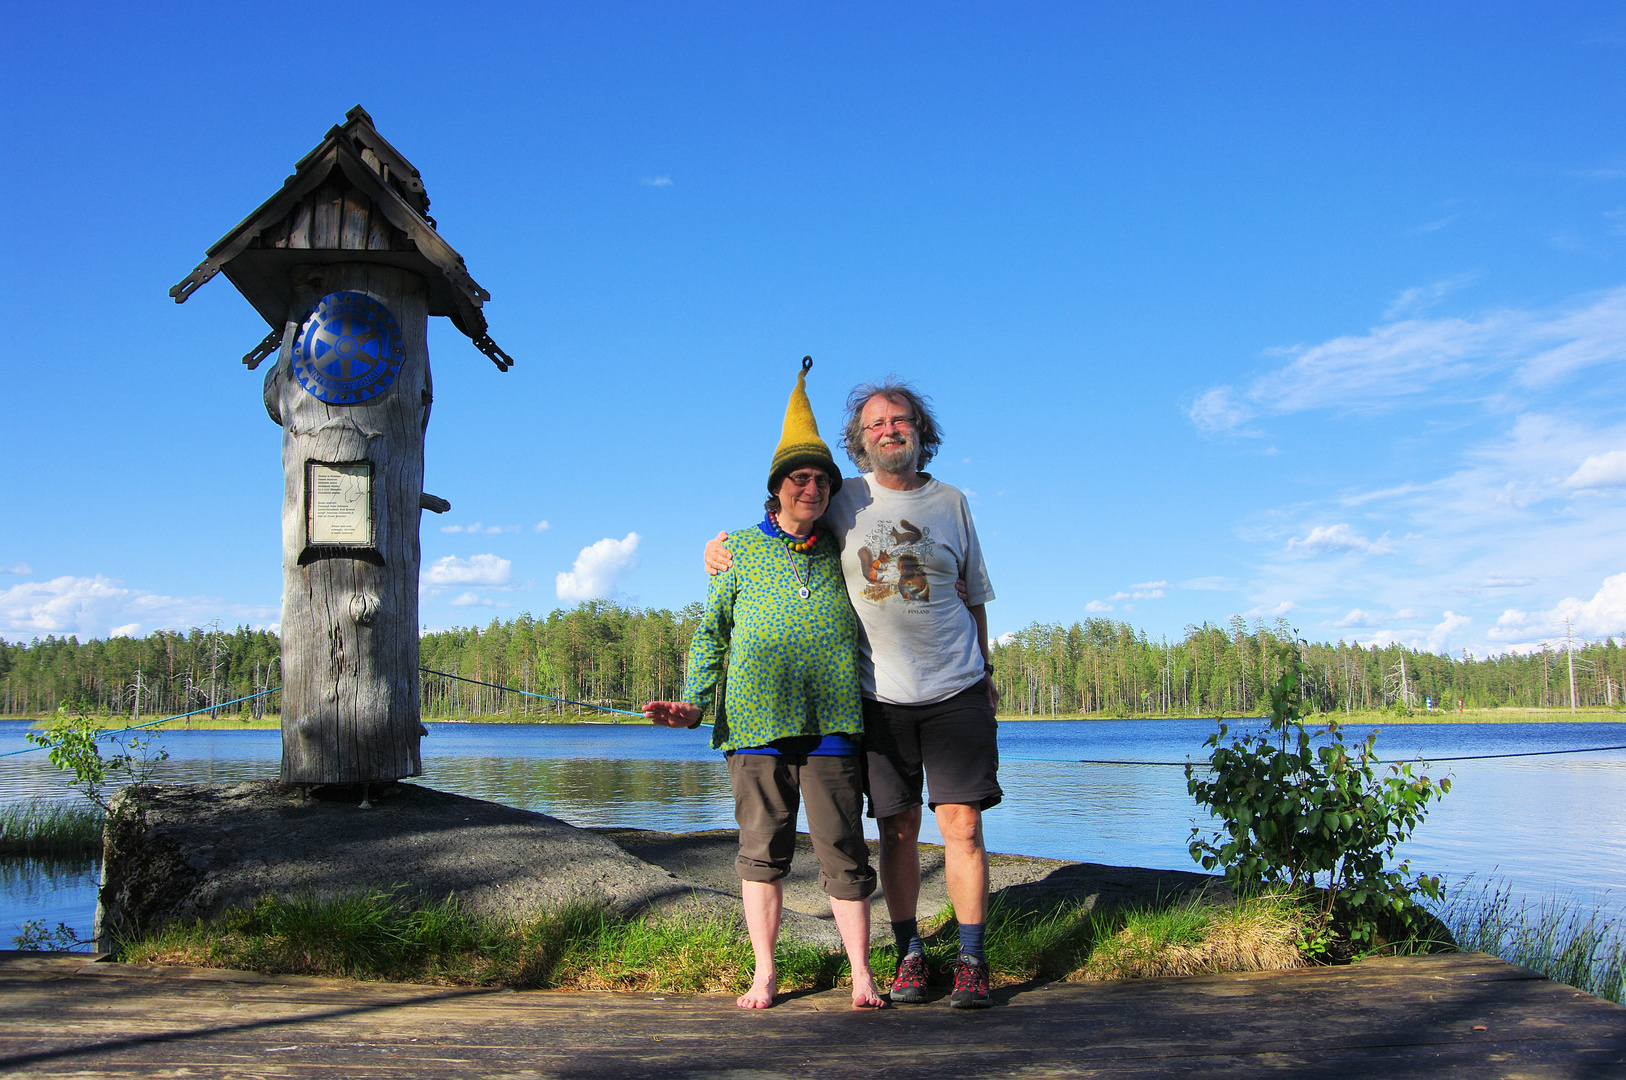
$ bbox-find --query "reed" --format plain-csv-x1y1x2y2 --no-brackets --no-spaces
0,800,104,858
1439,881,1624,1004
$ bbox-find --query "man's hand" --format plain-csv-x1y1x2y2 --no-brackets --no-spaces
704,532,732,576
984,677,1000,714
644,700,702,728
955,578,969,605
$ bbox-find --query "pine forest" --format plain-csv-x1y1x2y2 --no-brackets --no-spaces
2,604,1621,722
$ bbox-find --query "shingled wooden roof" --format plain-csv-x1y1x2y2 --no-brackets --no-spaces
171,106,512,371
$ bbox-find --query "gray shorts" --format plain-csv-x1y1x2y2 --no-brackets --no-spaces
727,749,876,901
863,682,1002,819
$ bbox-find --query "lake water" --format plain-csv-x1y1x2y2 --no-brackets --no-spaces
3,718,1623,947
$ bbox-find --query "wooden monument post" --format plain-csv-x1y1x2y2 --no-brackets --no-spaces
171,106,513,785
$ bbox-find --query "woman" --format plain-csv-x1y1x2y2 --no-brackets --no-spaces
644,357,883,1010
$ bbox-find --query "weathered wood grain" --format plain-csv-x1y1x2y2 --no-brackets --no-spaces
266,263,429,784
0,953,1619,1078
339,191,369,250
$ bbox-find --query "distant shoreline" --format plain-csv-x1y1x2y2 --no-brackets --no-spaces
7,706,1623,730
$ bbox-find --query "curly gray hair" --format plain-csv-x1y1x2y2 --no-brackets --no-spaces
840,379,943,473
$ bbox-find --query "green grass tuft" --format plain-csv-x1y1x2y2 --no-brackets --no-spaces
1439,880,1624,1004
0,800,104,857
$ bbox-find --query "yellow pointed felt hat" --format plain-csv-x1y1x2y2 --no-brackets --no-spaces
768,356,842,496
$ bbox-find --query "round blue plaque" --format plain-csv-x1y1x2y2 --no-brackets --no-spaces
293,292,405,405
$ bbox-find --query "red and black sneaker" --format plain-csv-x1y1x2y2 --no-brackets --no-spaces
890,950,929,1004
949,953,992,1009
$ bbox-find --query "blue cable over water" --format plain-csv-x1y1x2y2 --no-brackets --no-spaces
418,668,647,717
0,687,282,758
3,670,1620,763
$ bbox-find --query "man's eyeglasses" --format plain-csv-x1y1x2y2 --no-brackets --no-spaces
862,415,916,434
784,472,832,490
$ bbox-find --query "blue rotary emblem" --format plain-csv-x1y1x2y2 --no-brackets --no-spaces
293,292,405,405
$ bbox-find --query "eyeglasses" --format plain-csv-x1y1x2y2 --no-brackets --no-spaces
784,471,832,490
862,415,915,434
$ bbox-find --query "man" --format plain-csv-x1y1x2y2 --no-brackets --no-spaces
706,379,1000,1009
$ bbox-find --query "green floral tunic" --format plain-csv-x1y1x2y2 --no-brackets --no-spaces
681,525,862,751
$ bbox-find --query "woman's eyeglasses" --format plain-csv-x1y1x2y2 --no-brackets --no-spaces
784,472,832,490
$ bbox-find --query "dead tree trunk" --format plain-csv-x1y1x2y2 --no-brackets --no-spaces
264,263,428,783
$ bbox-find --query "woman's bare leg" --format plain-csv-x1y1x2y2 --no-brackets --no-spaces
830,896,884,1008
739,880,782,1008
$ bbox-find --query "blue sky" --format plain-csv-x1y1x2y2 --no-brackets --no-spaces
3,2,1625,657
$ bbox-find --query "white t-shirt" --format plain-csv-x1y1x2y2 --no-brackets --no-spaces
823,474,995,706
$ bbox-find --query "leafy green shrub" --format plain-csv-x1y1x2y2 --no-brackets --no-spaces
25,705,167,810
1186,640,1451,951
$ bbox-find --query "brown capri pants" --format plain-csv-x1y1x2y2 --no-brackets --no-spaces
727,748,877,901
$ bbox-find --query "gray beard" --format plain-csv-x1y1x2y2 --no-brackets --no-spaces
872,438,919,473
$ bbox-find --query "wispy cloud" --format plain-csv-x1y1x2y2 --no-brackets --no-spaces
1334,608,1380,628
642,176,673,187
1243,600,1296,618
1383,276,1475,319
534,520,551,533
1,563,31,575
557,533,641,602
0,575,276,641
440,522,520,535
1286,524,1394,556
1189,286,1626,435
1084,600,1114,613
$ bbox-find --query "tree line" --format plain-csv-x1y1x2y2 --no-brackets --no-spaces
3,605,1621,720
990,615,1625,717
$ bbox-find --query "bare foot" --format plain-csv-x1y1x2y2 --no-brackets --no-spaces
850,970,886,1009
737,969,777,1009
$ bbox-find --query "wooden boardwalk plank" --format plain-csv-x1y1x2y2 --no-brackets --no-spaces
0,953,1620,1078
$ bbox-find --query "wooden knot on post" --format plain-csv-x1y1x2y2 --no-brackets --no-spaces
348,592,381,626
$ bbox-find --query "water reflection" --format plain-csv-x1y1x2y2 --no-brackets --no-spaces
0,857,98,947
2,719,1623,937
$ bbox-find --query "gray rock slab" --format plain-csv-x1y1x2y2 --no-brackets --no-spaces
95,782,842,949
597,828,1230,943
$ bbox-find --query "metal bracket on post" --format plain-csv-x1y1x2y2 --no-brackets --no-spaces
243,329,284,369
471,334,514,371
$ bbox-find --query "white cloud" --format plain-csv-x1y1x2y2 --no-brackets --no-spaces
423,554,513,587
1,563,31,575
1243,600,1297,618
1084,600,1115,613
996,631,1018,646
1190,286,1626,435
448,592,504,609
1286,524,1395,556
1427,611,1472,652
556,533,641,602
0,575,276,641
1564,450,1626,490
642,176,673,187
534,520,551,533
1491,572,1626,643
1335,608,1379,628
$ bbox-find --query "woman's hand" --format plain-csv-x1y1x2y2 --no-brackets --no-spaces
704,532,732,575
644,700,702,728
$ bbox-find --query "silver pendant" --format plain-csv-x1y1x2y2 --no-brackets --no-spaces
798,586,810,599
